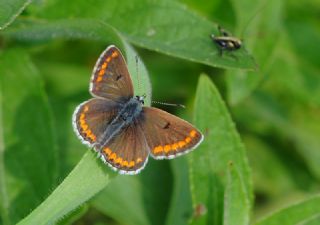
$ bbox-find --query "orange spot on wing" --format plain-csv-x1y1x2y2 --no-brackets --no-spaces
115,157,123,164
111,51,119,58
178,141,186,148
81,124,88,131
84,129,96,141
172,143,179,150
78,108,96,142
99,69,105,76
109,153,116,161
190,130,197,138
123,160,129,167
106,57,111,62
128,161,135,167
103,148,111,156
90,134,96,141
136,158,143,163
97,76,103,82
101,63,107,70
164,145,171,153
185,137,191,143
154,146,163,154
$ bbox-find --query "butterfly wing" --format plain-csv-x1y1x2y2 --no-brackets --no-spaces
72,98,121,147
100,120,149,175
90,45,134,102
141,107,203,159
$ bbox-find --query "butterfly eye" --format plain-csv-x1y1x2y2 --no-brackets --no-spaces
135,95,145,105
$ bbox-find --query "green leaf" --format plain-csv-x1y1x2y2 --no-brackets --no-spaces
299,215,320,225
17,151,112,225
189,74,252,225
92,176,150,225
255,195,320,225
0,0,31,30
0,49,58,224
226,0,283,104
57,204,89,225
223,162,250,225
263,34,320,106
3,18,121,44
165,158,193,225
28,0,256,70
235,91,320,181
243,135,297,198
92,159,173,225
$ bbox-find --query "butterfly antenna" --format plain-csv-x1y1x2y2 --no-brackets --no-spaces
135,55,142,95
152,100,185,108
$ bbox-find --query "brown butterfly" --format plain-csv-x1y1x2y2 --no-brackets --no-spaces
72,45,203,175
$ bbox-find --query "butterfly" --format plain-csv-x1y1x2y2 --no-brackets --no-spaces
72,45,204,175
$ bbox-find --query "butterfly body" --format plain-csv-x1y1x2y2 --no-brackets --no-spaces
95,96,144,149
73,45,203,175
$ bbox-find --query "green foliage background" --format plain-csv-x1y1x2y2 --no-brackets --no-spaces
0,0,320,225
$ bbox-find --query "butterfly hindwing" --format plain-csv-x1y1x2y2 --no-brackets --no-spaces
100,120,150,174
72,98,121,147
90,45,134,102
140,107,203,159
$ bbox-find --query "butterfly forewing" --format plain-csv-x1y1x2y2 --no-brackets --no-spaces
73,98,121,147
100,120,149,174
90,45,134,102
141,107,203,159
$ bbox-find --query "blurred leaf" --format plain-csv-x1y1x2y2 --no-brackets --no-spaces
255,195,320,225
3,18,121,44
137,160,173,225
28,0,256,70
17,151,111,225
223,162,250,225
179,0,226,22
299,215,320,225
92,176,150,225
285,1,320,68
226,0,283,105
237,90,320,181
0,0,31,29
0,49,58,224
263,34,320,106
165,158,193,225
189,75,252,225
243,135,296,198
92,159,173,225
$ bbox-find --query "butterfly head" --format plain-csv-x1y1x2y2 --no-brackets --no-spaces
135,94,146,105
